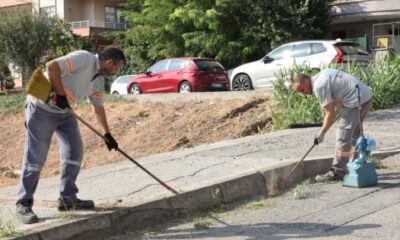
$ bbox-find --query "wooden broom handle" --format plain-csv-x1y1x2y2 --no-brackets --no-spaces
66,109,180,195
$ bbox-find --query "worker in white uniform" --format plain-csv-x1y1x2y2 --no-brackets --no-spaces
16,46,125,224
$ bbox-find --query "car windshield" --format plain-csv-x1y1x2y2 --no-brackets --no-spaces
334,43,370,56
194,60,225,72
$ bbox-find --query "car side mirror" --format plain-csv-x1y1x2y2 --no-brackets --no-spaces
263,56,274,64
145,69,152,75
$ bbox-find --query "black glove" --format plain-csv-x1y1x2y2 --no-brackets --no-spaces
314,130,325,145
56,95,71,109
104,133,118,151
314,136,319,145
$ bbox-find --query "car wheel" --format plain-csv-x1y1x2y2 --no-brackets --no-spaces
232,74,253,91
112,91,119,95
130,84,141,95
179,81,192,93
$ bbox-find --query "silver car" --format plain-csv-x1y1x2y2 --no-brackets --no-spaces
230,40,372,91
110,75,137,95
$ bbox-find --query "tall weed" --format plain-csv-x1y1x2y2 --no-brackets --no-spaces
271,66,323,130
364,54,400,110
340,54,400,110
0,220,18,238
0,93,25,116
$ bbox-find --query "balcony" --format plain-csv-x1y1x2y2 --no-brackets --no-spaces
69,20,127,30
69,20,127,37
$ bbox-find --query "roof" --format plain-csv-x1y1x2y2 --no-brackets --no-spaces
282,39,356,46
0,0,31,8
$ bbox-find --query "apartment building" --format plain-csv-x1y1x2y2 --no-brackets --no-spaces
0,0,127,88
32,0,127,48
330,0,400,51
0,0,31,10
1,0,127,48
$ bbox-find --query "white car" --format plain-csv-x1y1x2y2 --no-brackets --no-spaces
230,40,372,91
110,75,137,95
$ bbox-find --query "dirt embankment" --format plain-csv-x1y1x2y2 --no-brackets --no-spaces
0,94,275,187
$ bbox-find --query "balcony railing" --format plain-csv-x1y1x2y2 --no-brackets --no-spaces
69,20,127,30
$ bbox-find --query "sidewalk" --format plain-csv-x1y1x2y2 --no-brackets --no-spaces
1,105,399,240
114,153,400,240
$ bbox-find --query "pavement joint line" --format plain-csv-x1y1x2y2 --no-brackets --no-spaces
187,161,228,177
121,160,232,196
73,154,228,180
125,184,156,198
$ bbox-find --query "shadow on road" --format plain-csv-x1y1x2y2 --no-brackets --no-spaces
139,221,380,240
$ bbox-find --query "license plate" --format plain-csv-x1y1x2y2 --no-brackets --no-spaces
211,83,223,88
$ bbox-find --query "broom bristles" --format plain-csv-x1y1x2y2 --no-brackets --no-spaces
25,68,53,102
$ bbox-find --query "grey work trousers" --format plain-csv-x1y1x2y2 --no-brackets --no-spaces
332,99,372,176
17,100,83,203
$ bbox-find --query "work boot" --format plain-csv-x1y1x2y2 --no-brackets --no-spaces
315,170,344,183
58,197,95,211
16,199,39,224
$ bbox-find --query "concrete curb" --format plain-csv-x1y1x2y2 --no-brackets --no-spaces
8,149,399,240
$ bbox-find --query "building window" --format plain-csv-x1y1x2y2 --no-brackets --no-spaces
40,6,56,18
105,6,125,28
332,30,347,40
105,6,116,23
105,7,125,23
388,28,400,35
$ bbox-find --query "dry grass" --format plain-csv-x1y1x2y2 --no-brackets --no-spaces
0,95,273,187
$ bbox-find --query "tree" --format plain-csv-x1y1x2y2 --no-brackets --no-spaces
0,50,10,91
0,9,84,86
110,0,188,74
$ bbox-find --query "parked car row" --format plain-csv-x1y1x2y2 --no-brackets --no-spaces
110,40,372,95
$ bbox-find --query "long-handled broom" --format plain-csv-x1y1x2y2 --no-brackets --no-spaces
26,68,180,195
278,109,343,189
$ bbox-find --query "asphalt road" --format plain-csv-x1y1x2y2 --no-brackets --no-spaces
114,153,400,240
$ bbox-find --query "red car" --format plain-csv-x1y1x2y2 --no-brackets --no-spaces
127,57,230,94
